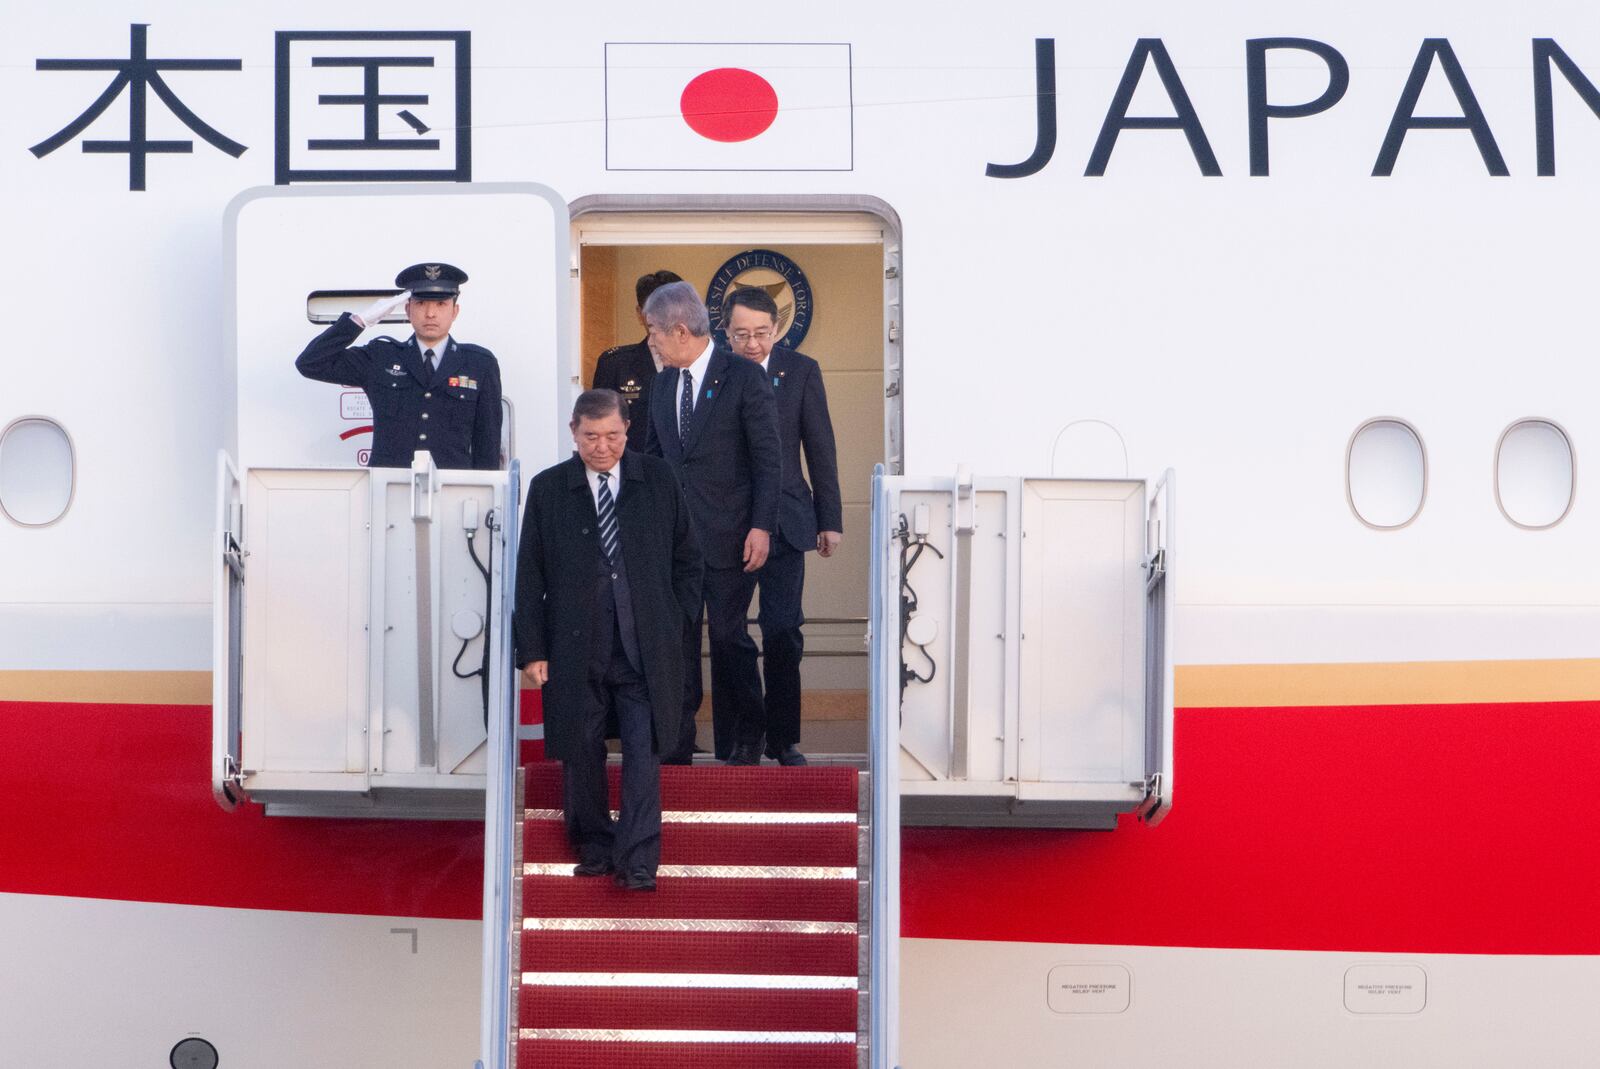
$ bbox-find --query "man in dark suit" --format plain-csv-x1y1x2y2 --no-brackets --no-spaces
513,390,703,891
723,287,843,766
296,262,502,469
642,281,781,765
591,270,682,453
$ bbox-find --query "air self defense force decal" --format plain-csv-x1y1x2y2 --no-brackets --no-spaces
707,249,814,351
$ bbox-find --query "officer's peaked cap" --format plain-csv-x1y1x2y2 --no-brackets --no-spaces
396,262,468,299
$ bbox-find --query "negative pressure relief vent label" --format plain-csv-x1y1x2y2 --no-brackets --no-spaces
1046,963,1132,1014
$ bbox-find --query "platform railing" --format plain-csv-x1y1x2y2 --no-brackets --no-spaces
867,463,901,1069
476,460,521,1069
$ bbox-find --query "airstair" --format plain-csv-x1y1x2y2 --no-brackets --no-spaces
511,763,868,1067
208,455,1170,1068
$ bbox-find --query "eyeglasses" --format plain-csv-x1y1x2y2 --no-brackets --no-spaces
728,329,775,344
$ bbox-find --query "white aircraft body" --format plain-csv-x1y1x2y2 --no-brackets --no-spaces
2,2,1597,1067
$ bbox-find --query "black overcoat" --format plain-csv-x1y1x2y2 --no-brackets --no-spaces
512,451,703,760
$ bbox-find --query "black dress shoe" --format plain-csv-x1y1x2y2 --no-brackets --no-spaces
660,753,693,766
573,858,614,877
766,744,808,766
614,869,656,892
725,742,762,766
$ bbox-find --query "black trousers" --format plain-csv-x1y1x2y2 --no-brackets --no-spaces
672,564,764,759
563,641,661,875
756,539,806,751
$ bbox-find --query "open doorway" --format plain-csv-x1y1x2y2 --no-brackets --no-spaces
569,200,902,756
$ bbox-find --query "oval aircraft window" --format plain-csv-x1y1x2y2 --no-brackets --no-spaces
1495,419,1575,529
0,417,76,527
1346,419,1427,530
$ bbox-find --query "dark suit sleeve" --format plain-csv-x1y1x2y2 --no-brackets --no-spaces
474,358,504,470
592,351,618,392
800,362,844,533
669,468,705,622
295,312,371,386
512,481,547,668
742,367,782,534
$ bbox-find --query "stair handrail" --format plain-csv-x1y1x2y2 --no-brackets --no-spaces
478,461,521,1069
868,464,902,1069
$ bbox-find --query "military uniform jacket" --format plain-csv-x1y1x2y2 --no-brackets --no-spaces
765,348,844,553
512,452,704,761
296,312,504,470
591,338,658,453
644,347,782,570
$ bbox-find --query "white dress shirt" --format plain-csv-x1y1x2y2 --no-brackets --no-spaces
584,462,622,509
676,338,717,437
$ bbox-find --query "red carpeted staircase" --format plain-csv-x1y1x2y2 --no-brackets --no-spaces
514,762,866,1068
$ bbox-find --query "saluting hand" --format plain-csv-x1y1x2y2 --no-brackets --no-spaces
354,291,411,329
522,661,549,687
817,531,842,558
742,528,771,572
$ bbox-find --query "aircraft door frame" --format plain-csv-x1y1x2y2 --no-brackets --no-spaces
567,194,905,474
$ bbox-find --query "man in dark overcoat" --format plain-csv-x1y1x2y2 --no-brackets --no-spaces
513,390,703,891
642,281,782,766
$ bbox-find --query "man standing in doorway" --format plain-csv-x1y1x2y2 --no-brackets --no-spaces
723,287,843,765
513,390,703,891
295,262,503,469
592,270,682,453
643,281,781,765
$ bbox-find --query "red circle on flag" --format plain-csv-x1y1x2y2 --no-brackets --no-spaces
679,68,779,142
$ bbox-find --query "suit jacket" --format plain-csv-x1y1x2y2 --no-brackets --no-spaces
512,451,703,760
645,346,782,570
764,348,843,553
296,312,503,470
591,338,658,453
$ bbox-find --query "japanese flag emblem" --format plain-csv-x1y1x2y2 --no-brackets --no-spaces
605,43,853,171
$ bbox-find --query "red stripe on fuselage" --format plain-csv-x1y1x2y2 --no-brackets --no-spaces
0,694,535,919
902,701,1600,954
5,696,1597,953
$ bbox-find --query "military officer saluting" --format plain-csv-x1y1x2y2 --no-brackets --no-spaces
296,262,504,470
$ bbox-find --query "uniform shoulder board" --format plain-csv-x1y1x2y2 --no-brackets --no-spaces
600,345,626,358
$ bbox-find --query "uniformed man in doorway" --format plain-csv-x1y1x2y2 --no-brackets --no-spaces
723,287,842,765
591,269,682,453
295,263,503,469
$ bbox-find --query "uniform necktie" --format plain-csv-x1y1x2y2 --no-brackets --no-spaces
596,472,619,563
423,348,436,376
678,369,694,448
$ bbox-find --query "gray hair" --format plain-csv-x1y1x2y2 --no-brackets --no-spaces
642,280,711,338
570,388,628,426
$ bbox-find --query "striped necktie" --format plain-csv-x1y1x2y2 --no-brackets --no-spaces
678,369,694,448
596,471,619,563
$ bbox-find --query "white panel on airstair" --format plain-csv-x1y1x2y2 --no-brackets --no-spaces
880,470,1176,829
240,468,371,790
